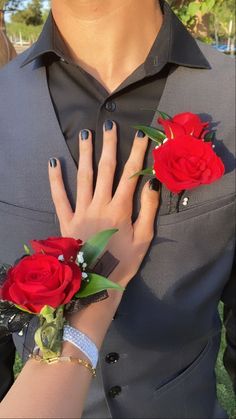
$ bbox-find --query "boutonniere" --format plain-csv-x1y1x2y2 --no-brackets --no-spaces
132,111,225,194
0,230,122,360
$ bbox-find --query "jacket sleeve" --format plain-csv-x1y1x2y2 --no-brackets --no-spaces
221,251,236,394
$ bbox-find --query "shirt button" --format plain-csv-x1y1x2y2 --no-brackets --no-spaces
105,101,116,112
105,352,120,364
108,385,122,398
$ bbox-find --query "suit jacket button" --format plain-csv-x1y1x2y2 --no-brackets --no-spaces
105,352,120,364
108,385,122,398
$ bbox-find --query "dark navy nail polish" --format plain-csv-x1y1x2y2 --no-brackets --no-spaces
49,158,57,168
149,178,160,191
104,120,114,131
81,129,89,140
137,130,145,138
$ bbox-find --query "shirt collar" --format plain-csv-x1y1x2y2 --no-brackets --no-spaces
21,1,211,71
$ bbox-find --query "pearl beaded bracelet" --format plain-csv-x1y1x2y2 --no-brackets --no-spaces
63,325,99,369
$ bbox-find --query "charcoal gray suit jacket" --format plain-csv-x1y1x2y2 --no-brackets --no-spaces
0,38,235,418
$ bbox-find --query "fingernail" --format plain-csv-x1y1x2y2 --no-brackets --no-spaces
137,130,145,138
49,158,57,168
80,129,89,140
149,178,160,191
104,120,114,131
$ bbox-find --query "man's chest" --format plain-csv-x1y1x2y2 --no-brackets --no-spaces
0,59,235,314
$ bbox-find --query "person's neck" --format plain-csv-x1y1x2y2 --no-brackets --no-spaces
51,0,164,93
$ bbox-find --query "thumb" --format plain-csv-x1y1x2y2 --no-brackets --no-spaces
133,178,160,243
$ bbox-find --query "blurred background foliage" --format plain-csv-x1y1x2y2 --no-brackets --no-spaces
0,0,48,44
169,0,235,47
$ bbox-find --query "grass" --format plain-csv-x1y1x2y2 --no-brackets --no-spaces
13,305,236,418
216,304,236,419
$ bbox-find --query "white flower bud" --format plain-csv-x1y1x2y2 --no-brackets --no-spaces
77,251,84,264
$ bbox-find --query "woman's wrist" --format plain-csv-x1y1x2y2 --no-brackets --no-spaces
65,289,123,349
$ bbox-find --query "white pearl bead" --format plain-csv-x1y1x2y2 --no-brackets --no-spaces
182,197,189,206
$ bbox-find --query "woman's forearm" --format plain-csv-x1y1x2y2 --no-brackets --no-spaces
0,290,123,419
67,289,123,349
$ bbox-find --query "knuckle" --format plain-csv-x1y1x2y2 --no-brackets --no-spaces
50,170,61,184
146,195,158,206
98,158,116,173
124,162,140,177
147,231,154,241
104,129,116,139
110,201,130,221
140,229,153,243
78,168,93,181
59,222,68,236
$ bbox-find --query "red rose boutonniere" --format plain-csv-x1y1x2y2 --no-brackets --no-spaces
133,111,225,194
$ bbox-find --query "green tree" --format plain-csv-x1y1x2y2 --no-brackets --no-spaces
12,0,43,26
0,0,22,31
167,0,235,47
24,0,43,26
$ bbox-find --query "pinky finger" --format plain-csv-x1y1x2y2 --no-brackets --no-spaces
48,158,73,226
133,179,160,244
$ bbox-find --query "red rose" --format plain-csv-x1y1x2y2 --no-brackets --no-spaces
30,237,83,261
158,112,209,140
153,134,225,194
1,254,82,313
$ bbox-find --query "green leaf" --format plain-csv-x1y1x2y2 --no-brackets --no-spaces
75,273,124,298
23,244,31,255
201,0,215,14
81,229,118,268
188,2,200,16
129,167,154,179
204,131,215,142
131,125,165,144
156,110,172,120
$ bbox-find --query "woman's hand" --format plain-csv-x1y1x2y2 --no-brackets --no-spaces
48,121,160,288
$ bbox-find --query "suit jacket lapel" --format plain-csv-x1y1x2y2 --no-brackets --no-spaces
19,60,78,211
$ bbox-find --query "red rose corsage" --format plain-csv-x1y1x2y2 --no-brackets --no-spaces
0,230,122,360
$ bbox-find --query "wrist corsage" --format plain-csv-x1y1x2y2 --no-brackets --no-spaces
0,229,121,361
